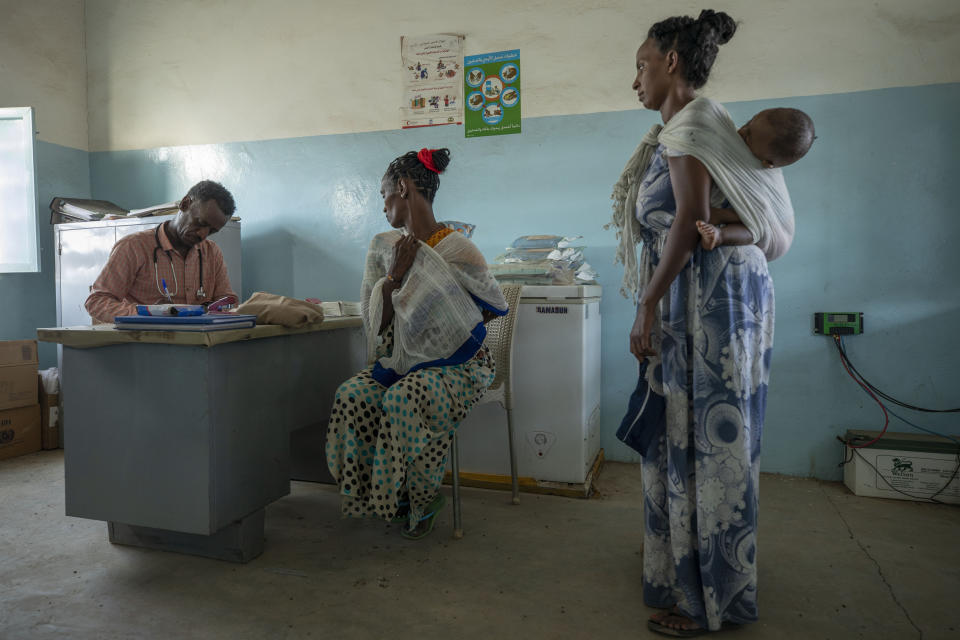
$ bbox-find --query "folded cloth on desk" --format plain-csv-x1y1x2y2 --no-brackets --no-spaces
235,291,324,327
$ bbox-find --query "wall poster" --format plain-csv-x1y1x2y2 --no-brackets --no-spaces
400,34,464,129
464,50,520,138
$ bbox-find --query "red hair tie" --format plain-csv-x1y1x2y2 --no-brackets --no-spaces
417,148,440,174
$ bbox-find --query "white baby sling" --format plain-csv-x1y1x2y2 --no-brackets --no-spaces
608,97,795,300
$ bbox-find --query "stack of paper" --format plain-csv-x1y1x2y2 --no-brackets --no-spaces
128,202,181,217
490,234,597,285
49,198,129,223
318,301,362,317
114,314,257,332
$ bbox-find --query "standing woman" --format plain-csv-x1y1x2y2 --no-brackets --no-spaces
610,11,774,636
326,148,508,540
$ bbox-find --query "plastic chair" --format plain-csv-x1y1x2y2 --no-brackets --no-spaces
450,283,524,539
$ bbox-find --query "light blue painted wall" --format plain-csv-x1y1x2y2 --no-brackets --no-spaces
1,142,91,368
89,83,960,479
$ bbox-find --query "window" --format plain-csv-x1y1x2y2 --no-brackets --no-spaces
0,107,40,273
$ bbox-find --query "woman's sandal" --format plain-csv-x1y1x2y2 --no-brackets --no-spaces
647,608,741,637
647,608,706,637
400,493,446,540
646,618,707,637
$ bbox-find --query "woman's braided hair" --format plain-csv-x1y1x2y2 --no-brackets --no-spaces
648,9,737,89
385,148,451,203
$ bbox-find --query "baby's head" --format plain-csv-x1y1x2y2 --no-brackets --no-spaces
739,108,815,169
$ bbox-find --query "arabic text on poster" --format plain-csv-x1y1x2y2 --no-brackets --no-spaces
401,34,464,129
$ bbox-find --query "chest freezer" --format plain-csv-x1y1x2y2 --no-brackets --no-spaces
456,284,602,484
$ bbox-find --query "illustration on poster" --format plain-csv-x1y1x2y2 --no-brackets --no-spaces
483,78,503,98
402,35,464,130
463,49,519,137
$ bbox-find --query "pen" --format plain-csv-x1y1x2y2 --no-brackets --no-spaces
162,278,170,299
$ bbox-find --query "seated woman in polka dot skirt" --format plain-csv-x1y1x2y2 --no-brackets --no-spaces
326,148,509,539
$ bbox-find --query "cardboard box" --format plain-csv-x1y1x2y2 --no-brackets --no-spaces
0,404,41,461
843,429,960,505
0,340,39,411
39,374,60,450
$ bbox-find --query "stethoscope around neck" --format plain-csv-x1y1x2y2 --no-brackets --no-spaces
153,222,205,301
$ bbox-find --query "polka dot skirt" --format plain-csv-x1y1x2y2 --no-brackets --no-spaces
325,325,495,530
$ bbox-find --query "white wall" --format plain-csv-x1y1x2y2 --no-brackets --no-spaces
0,0,88,150
84,0,960,151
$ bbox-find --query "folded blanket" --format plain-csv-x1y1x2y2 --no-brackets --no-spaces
236,291,324,327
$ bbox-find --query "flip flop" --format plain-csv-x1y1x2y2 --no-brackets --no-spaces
647,615,740,637
646,614,707,637
400,493,446,540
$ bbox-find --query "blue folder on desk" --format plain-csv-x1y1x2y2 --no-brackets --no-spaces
114,313,257,332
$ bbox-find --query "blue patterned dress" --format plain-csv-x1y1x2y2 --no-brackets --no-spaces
636,145,774,631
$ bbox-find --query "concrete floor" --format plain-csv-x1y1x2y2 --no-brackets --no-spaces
1,451,958,640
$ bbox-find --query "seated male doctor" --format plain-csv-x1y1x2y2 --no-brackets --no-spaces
84,180,238,324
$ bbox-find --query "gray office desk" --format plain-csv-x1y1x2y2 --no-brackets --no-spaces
37,319,365,562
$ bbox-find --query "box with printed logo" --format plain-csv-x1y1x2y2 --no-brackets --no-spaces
0,340,39,411
0,404,41,461
843,429,960,505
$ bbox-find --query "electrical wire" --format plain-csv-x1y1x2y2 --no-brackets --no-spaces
836,335,959,413
885,404,960,447
836,436,855,466
833,335,888,449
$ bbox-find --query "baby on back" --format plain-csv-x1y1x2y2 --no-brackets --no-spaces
698,108,816,250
